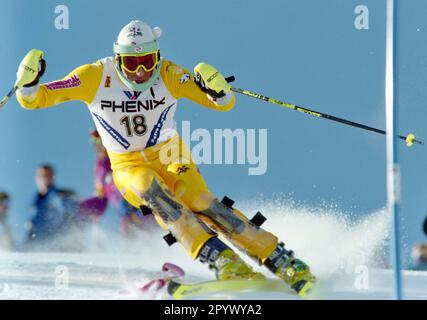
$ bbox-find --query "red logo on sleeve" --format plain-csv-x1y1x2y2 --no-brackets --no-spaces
45,74,81,90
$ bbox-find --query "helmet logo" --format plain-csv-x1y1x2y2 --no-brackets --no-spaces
128,27,143,38
134,46,143,53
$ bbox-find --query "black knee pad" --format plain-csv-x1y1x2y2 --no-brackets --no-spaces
199,198,245,234
142,179,182,223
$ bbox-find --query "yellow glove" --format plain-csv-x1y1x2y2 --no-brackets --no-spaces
194,63,231,98
15,49,45,89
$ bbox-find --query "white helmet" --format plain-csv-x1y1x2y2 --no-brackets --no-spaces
114,20,162,91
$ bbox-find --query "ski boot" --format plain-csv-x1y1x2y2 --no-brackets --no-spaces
199,237,265,280
264,242,316,296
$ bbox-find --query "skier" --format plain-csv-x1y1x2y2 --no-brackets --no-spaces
15,20,315,294
79,129,155,237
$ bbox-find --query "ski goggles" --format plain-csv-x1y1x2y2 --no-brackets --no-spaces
119,51,160,73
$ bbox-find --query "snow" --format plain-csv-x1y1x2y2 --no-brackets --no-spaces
0,201,425,300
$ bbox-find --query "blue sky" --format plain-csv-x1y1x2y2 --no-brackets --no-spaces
0,0,427,267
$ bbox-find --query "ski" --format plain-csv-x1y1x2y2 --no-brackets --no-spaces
167,278,312,300
139,262,185,293
119,262,185,297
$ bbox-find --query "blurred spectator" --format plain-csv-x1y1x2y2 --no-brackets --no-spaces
0,192,13,251
78,130,155,238
25,164,80,248
412,243,427,271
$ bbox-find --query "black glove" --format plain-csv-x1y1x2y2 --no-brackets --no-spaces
194,72,226,99
23,59,46,88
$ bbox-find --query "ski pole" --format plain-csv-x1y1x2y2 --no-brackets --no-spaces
0,86,18,109
224,77,422,147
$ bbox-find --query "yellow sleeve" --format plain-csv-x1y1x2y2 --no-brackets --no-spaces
17,61,104,109
160,60,235,112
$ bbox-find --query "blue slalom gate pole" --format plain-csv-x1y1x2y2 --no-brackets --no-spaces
385,0,403,300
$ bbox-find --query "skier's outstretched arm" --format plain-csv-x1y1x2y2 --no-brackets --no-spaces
161,60,235,112
16,61,103,109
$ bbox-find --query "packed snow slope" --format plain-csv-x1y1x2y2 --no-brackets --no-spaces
0,200,426,300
